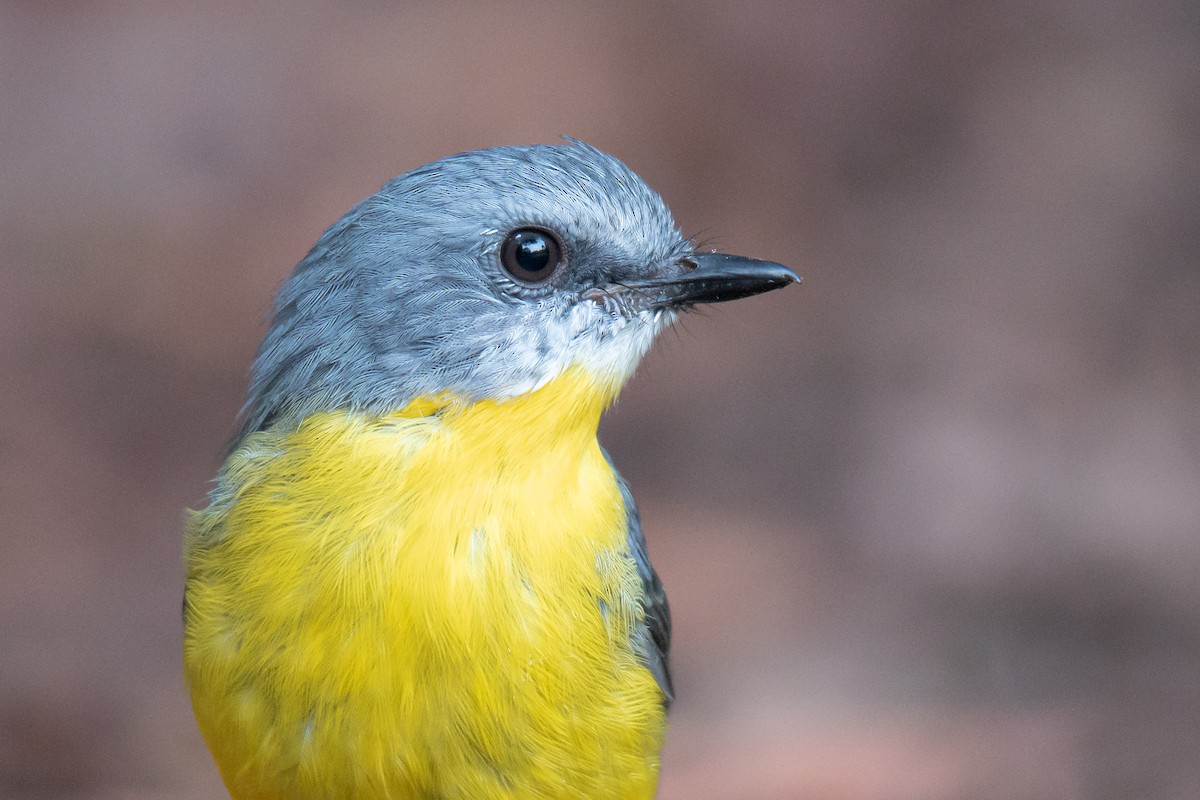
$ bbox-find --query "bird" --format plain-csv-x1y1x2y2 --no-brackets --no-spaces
183,140,798,800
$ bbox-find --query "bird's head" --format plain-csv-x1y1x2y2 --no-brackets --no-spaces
236,141,797,442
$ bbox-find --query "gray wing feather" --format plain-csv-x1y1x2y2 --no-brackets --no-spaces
605,450,674,706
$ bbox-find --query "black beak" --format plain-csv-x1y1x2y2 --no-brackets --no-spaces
627,252,800,308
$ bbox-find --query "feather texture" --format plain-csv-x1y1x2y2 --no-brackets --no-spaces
185,368,668,799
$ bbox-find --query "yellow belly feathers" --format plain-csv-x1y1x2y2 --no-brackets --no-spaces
183,368,665,799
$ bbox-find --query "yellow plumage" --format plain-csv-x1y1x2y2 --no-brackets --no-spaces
184,368,665,799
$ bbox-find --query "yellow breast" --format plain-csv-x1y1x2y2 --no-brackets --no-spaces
183,368,665,799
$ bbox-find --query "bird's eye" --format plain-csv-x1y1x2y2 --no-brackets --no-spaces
500,227,564,284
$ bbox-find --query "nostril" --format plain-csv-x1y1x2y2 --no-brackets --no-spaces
677,257,699,273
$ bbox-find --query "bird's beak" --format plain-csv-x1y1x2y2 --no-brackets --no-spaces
627,252,800,308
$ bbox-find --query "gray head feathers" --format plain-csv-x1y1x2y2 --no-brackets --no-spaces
233,141,692,446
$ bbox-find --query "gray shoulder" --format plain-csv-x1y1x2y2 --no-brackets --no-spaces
606,450,674,706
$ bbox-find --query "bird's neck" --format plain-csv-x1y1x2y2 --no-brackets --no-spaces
391,365,619,451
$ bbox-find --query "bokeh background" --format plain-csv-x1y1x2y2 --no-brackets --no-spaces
3,2,1198,798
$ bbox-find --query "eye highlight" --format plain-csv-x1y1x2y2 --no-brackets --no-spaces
500,227,564,284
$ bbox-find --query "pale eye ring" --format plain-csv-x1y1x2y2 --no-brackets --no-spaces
500,227,564,284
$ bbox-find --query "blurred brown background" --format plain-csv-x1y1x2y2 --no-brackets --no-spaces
3,1,1198,798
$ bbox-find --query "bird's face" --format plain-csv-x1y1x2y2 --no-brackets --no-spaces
238,142,796,440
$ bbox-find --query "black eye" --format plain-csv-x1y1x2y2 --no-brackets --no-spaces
500,227,564,284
